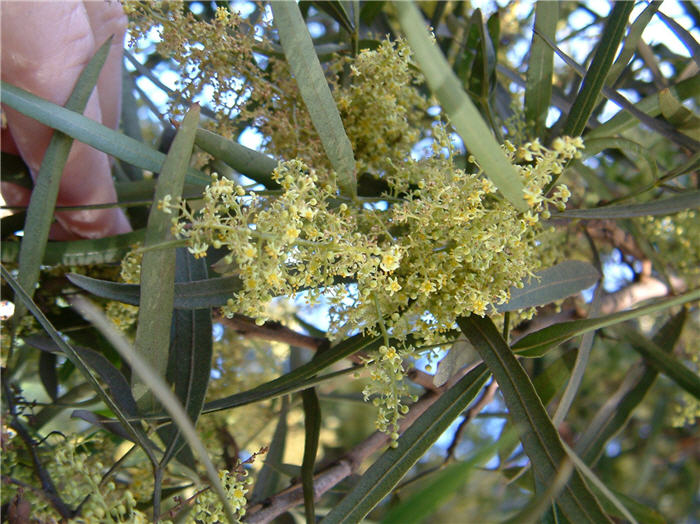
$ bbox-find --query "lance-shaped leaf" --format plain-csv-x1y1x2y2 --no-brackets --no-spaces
562,2,634,137
498,260,600,312
15,38,111,321
457,315,610,522
433,337,478,387
554,190,700,220
251,398,289,502
616,324,700,399
2,230,146,266
195,128,279,189
158,248,213,468
134,104,200,395
380,429,517,524
586,74,700,140
26,335,141,420
0,81,209,185
67,273,242,310
322,365,490,523
395,1,527,212
69,294,236,523
204,332,381,414
272,1,356,197
512,288,700,357
301,388,321,522
576,309,687,464
2,265,156,461
525,1,558,137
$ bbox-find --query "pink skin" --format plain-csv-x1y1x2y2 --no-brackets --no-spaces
1,1,132,239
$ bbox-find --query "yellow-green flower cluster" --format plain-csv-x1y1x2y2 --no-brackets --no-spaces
1,431,148,523
163,161,388,323
105,249,143,331
639,210,700,280
162,132,580,435
192,469,251,523
363,344,416,438
124,1,261,137
335,38,428,177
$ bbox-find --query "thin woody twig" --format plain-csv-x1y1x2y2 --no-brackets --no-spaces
216,312,330,352
445,380,499,463
3,381,77,520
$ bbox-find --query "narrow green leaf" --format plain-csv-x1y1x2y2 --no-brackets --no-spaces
586,74,700,140
69,294,236,523
576,309,687,464
562,442,638,524
305,1,354,33
71,410,136,442
604,2,661,89
468,10,497,100
381,430,517,524
455,13,481,85
656,10,700,69
30,383,96,430
15,38,111,320
194,129,279,189
512,288,700,357
534,352,577,406
38,351,58,401
563,2,634,137
272,1,356,197
594,489,665,524
552,284,603,426
395,2,527,212
204,333,381,414
616,325,700,399
321,365,490,524
66,272,241,309
582,136,657,178
120,64,144,181
500,456,575,524
433,337,478,387
159,248,213,467
2,230,146,266
0,81,209,186
1,265,156,461
134,104,201,397
497,261,600,312
524,1,558,137
554,190,700,219
659,88,700,140
301,388,321,523
457,315,610,522
26,335,141,419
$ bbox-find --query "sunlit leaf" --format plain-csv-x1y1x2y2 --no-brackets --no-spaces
134,104,201,398
498,260,600,312
395,1,527,211
272,1,356,197
562,2,634,137
512,288,700,357
14,38,111,320
457,315,609,522
322,365,490,523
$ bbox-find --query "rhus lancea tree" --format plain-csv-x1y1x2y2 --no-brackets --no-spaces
1,1,698,522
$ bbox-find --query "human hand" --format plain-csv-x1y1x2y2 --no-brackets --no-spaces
1,1,132,240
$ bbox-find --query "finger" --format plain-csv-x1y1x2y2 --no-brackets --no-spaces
1,1,131,238
83,1,128,132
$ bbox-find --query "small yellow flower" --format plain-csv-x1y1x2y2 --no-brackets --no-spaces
283,225,300,242
380,247,401,272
